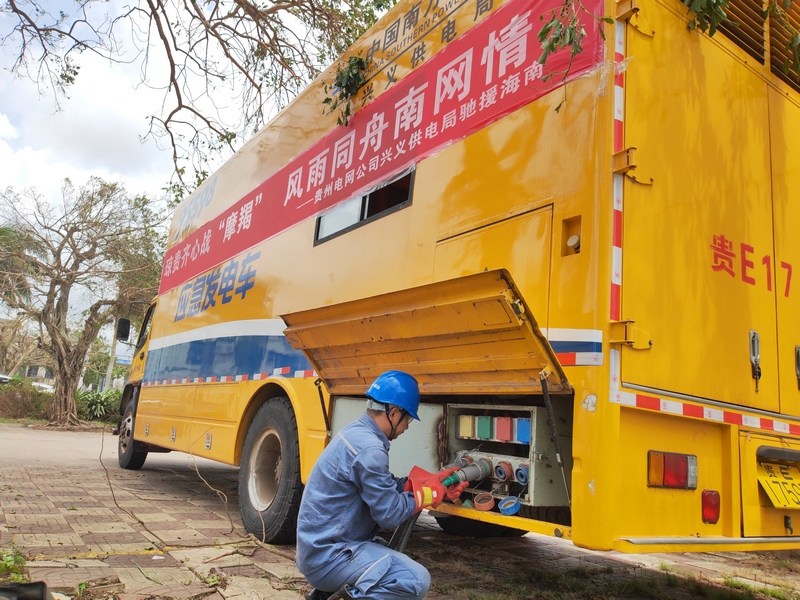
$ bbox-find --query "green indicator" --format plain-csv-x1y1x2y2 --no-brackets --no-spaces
476,416,493,439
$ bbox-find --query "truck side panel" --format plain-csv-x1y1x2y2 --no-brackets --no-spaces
622,0,780,412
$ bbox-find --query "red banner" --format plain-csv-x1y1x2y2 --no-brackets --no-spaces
159,0,604,294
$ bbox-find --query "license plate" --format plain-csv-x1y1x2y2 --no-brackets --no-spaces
757,462,800,509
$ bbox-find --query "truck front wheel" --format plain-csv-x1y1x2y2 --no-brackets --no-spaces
118,391,148,470
238,398,303,544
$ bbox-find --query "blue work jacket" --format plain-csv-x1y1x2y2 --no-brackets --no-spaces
296,413,417,577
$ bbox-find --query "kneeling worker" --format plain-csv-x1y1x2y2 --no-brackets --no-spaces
296,370,468,600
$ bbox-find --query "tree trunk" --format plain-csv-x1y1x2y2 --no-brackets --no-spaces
50,364,81,425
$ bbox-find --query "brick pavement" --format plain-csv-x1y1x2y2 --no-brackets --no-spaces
3,424,800,599
0,432,298,599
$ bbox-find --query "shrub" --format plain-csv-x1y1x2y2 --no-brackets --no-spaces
0,547,26,583
0,379,53,420
76,388,121,421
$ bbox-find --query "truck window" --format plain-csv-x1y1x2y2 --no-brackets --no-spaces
314,169,414,244
135,305,155,351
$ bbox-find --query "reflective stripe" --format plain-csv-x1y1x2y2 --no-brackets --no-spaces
148,318,286,351
337,432,358,456
353,554,393,594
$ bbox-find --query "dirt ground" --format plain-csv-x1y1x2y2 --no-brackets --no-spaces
2,423,800,599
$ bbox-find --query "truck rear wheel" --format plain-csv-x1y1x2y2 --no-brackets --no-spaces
434,514,526,538
238,398,303,544
118,391,148,470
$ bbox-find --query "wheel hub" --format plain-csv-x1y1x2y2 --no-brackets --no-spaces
248,427,282,512
119,413,133,455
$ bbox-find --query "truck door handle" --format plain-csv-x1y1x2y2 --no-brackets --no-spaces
750,330,761,392
795,345,800,390
140,352,145,359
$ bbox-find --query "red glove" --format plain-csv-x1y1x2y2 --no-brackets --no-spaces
405,467,471,511
445,481,469,501
436,466,468,502
407,476,446,511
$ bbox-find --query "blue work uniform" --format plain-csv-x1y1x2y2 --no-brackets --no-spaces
296,413,430,600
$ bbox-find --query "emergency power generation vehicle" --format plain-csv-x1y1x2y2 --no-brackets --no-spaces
114,0,800,552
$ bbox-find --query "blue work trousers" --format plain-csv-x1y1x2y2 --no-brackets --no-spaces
306,541,430,600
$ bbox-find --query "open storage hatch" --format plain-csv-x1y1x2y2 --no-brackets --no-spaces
281,269,570,396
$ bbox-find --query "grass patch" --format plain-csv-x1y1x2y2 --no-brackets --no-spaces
724,577,754,593
774,559,797,573
417,535,799,600
0,547,28,583
760,589,788,600
426,558,791,600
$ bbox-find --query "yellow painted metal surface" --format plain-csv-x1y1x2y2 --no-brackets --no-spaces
281,269,569,395
434,503,572,538
613,538,800,553
740,432,800,537
127,303,155,385
612,408,737,539
433,207,552,330
135,384,196,453
769,88,800,416
125,0,800,556
622,0,778,412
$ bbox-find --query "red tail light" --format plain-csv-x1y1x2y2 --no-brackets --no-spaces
664,453,688,487
702,490,720,524
648,451,698,489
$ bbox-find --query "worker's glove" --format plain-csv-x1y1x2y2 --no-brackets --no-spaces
436,466,469,502
417,476,447,510
405,474,444,511
445,480,469,501
405,467,469,511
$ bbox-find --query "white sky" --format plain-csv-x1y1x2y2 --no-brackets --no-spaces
0,23,183,202
0,19,185,358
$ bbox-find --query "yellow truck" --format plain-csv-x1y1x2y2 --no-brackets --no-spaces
115,0,800,552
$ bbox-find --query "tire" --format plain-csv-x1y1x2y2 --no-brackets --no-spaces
118,391,148,470
238,398,303,544
434,514,526,538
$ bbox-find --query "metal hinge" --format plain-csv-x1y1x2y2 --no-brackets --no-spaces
612,148,654,185
615,0,654,33
630,11,656,36
616,0,639,21
609,320,653,350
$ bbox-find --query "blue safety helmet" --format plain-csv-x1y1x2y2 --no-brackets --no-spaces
366,370,421,421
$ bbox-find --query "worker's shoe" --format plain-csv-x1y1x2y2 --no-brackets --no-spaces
305,589,335,600
326,585,356,600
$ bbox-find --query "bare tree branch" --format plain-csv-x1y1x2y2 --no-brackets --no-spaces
1,0,394,195
0,179,166,425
